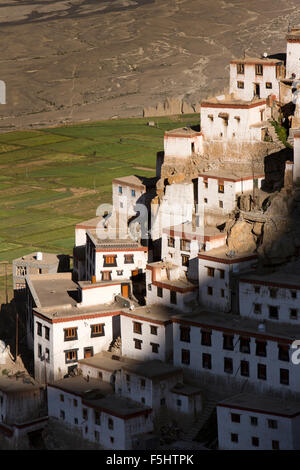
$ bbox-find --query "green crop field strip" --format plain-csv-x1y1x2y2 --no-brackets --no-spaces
0,113,199,302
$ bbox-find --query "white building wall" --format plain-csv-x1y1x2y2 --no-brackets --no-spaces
229,63,280,101
164,135,203,158
198,256,257,312
286,41,300,78
94,249,147,282
172,322,300,393
239,281,300,323
75,228,87,247
198,259,231,311
34,315,114,382
151,183,194,241
120,314,171,362
112,182,145,219
161,233,200,281
80,284,122,306
293,135,300,183
217,405,295,450
47,385,153,450
200,104,266,142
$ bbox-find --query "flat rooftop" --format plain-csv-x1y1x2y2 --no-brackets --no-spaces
78,353,182,380
218,392,300,417
28,273,122,320
78,351,138,372
172,309,300,341
201,94,266,107
14,252,60,266
83,395,152,417
231,57,282,65
0,373,41,394
121,360,182,380
122,304,179,323
198,246,258,262
171,382,202,396
87,229,144,250
27,273,77,309
51,376,113,398
111,175,157,190
198,168,264,181
164,127,201,137
239,262,300,289
163,222,226,240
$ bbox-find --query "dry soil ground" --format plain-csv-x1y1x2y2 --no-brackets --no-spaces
1,0,300,130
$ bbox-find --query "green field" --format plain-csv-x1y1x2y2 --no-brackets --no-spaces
0,114,199,301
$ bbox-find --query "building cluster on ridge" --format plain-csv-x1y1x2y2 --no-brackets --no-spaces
5,27,300,450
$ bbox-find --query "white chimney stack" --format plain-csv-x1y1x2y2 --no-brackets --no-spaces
36,252,43,261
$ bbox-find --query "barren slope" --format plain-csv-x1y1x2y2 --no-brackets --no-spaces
1,0,300,130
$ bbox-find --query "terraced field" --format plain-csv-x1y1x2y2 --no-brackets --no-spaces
0,113,199,302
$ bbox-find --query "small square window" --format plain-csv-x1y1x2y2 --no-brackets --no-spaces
108,418,114,430
291,290,297,299
231,433,238,443
254,286,260,294
170,291,177,305
133,322,142,334
280,368,289,385
202,353,212,369
218,184,224,194
157,287,163,298
269,288,277,298
268,419,278,429
237,63,244,74
237,81,244,89
150,325,158,335
60,410,65,420
272,440,280,450
181,349,190,365
255,64,263,75
151,343,159,354
134,338,142,350
269,305,279,319
250,416,258,426
266,82,272,89
37,322,42,336
118,186,122,194
231,413,240,423
254,303,261,314
204,198,208,204
207,286,213,296
290,308,298,320
131,189,136,197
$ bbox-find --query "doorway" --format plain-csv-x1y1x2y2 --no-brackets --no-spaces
121,284,129,298
254,83,260,98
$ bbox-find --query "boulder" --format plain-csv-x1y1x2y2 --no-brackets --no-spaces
227,220,257,253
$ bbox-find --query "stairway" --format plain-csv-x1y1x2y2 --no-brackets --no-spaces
265,120,286,148
180,397,218,444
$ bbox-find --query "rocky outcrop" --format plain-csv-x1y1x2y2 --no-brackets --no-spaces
227,220,257,253
143,97,199,117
